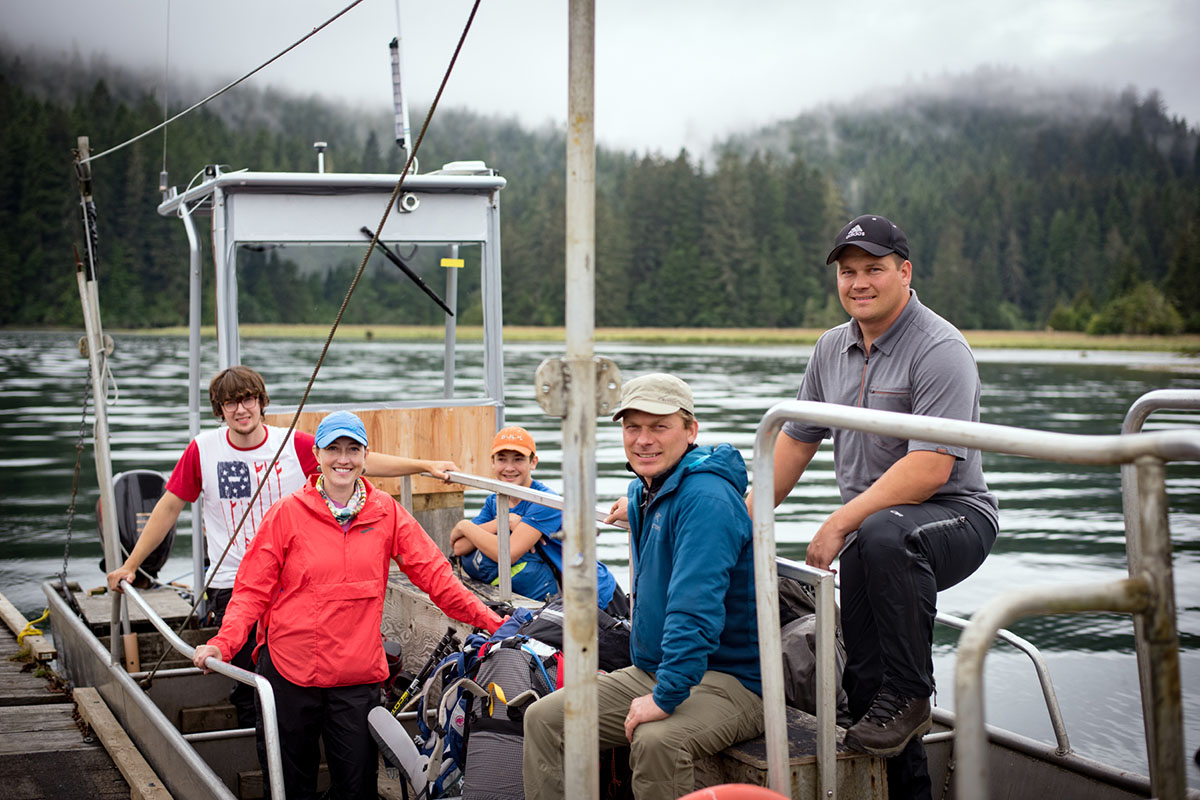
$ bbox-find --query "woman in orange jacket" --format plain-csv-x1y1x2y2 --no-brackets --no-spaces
194,410,503,799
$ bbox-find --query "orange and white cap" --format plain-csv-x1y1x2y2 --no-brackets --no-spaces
491,426,536,457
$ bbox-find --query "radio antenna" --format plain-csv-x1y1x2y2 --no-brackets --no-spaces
389,3,414,169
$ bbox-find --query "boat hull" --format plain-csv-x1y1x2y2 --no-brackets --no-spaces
43,581,244,800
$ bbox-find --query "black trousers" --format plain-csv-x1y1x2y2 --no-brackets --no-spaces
203,587,258,729
255,645,381,800
840,499,997,800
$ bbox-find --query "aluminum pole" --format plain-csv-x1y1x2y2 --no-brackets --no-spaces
1120,389,1200,774
496,491,512,601
443,244,458,398
180,204,206,594
1135,456,1186,799
482,188,505,427
754,410,836,797
563,3,599,799
210,175,238,369
74,136,124,666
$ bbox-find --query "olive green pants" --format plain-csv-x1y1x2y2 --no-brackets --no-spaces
522,666,763,800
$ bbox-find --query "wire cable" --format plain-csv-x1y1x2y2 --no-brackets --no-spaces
80,0,367,166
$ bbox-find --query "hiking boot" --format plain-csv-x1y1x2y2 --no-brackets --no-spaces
844,686,931,757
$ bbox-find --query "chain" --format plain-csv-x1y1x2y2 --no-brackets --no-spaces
59,368,93,601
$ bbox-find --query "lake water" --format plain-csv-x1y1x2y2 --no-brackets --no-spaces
1,330,1199,784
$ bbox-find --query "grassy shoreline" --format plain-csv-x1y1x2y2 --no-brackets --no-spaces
69,324,1200,353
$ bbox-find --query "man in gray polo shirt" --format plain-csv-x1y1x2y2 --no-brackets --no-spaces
758,214,999,800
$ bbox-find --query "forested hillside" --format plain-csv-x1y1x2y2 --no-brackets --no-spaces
2,50,1197,332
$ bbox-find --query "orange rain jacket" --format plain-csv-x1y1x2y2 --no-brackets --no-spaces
208,475,503,687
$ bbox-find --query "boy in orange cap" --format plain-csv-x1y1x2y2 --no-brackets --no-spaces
450,426,620,610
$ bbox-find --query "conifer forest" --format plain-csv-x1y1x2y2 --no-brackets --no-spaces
2,51,1198,334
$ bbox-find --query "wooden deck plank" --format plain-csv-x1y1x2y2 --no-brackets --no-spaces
74,588,196,627
0,594,129,799
0,592,55,662
1,748,130,800
75,687,174,800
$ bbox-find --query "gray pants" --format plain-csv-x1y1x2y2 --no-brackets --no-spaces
522,666,763,800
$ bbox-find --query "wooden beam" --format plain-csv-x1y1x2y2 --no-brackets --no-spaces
0,591,56,662
74,687,174,800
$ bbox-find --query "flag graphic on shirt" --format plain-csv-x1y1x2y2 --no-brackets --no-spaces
218,460,252,499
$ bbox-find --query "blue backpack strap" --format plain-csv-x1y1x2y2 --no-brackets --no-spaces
519,643,556,695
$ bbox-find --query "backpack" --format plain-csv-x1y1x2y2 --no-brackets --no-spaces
461,635,559,800
515,596,632,673
410,644,486,798
391,612,539,799
777,576,851,727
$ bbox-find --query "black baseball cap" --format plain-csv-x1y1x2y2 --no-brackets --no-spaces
825,215,910,265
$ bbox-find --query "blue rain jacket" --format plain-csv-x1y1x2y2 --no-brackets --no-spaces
625,444,760,713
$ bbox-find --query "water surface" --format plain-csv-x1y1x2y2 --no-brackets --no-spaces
1,331,1198,783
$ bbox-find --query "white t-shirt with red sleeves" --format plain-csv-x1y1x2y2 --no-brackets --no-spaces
166,425,318,589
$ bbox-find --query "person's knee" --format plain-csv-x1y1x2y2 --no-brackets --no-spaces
856,509,915,560
524,691,564,741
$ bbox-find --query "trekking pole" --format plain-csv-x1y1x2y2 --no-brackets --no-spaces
392,627,461,715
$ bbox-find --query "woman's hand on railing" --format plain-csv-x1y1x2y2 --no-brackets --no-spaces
192,644,223,673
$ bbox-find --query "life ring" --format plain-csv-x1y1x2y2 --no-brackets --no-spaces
676,784,790,800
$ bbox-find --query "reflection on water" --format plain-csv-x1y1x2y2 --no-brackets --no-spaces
1,331,1199,782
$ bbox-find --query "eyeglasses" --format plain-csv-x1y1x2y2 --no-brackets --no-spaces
221,396,259,412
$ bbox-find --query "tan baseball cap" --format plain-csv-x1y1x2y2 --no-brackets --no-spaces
611,373,694,420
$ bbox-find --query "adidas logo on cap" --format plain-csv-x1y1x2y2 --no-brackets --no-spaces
845,224,866,239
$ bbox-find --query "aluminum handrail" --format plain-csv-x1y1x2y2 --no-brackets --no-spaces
935,610,1070,754
444,470,628,602
120,583,285,800
446,470,627,526
753,400,1200,800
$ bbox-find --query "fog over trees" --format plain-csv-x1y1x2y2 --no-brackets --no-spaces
2,48,1197,333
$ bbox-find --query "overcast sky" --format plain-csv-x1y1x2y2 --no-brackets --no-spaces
3,0,1198,155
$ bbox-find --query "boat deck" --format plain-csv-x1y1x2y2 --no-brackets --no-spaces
0,598,128,800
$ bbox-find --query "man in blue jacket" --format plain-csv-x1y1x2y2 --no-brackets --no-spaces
523,373,763,800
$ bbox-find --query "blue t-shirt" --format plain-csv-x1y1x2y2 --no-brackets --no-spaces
463,479,618,608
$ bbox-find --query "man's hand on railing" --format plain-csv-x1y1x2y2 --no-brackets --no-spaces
193,644,223,673
604,497,628,526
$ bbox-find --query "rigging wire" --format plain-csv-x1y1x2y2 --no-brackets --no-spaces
138,0,487,684
79,0,367,167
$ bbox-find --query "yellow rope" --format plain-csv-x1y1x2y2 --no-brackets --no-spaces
17,608,50,644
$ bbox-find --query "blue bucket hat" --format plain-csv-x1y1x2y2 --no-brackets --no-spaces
315,410,369,448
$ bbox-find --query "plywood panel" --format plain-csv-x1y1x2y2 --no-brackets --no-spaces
263,405,494,496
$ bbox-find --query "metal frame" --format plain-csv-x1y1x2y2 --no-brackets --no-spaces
158,167,508,592
752,399,1200,799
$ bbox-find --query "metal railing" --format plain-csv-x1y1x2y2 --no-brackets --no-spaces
752,399,1200,800
933,609,1071,755
120,583,286,800
440,470,629,602
1121,388,1200,781
448,464,1077,792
